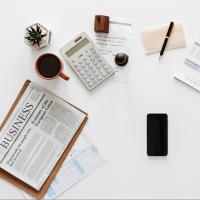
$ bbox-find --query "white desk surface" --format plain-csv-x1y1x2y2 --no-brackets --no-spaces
0,0,200,199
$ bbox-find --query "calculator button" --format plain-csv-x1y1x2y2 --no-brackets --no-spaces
93,61,98,65
76,67,81,72
80,70,85,75
97,58,102,62
87,52,92,57
85,77,90,83
100,69,106,76
85,61,90,65
93,78,98,84
102,72,107,77
94,54,100,58
96,65,100,69
78,60,83,64
72,60,76,63
84,67,89,72
106,68,111,73
90,57,95,62
90,75,94,80
83,57,87,61
88,81,94,87
100,62,105,66
87,72,92,76
99,69,104,73
89,47,94,51
88,65,93,69
97,75,102,80
103,65,108,69
82,73,88,79
79,64,85,69
91,68,96,73
73,64,78,68
94,71,99,77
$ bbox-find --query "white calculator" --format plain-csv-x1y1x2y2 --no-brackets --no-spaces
59,32,114,90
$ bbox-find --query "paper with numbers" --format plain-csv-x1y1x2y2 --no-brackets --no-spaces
22,133,107,199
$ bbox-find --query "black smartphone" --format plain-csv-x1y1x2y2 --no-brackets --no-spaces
147,113,168,156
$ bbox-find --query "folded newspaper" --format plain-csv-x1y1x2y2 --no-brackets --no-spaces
0,81,87,194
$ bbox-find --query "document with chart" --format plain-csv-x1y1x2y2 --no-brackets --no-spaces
22,132,107,199
0,81,87,192
185,36,200,70
174,35,200,92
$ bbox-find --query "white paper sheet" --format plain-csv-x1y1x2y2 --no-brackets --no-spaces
92,17,135,83
185,36,200,71
22,133,107,199
175,35,200,92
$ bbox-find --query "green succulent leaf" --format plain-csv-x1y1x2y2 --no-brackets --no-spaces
27,28,33,34
36,25,40,33
37,41,40,47
30,26,37,34
24,36,31,40
41,34,47,38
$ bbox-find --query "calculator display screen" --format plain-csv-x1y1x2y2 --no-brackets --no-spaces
65,38,89,57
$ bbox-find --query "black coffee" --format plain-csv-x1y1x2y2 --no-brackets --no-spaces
37,54,61,78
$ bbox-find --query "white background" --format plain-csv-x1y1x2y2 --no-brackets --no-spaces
0,0,200,199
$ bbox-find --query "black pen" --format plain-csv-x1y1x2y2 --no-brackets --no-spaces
159,21,174,60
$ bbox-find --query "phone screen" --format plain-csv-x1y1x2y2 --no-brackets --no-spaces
147,114,168,156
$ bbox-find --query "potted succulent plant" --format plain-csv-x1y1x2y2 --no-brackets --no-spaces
24,23,51,49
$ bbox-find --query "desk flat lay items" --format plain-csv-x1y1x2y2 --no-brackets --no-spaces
60,32,115,90
141,22,186,55
0,6,198,198
0,80,88,198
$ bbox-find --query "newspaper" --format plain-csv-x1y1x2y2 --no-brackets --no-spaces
0,82,87,191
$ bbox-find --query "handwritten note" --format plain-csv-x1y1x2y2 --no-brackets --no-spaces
92,18,135,82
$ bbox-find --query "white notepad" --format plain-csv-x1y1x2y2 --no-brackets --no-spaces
141,22,186,54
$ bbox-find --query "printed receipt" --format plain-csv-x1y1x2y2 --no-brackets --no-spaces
92,17,135,82
22,133,107,199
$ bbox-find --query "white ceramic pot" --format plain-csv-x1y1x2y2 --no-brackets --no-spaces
24,23,51,49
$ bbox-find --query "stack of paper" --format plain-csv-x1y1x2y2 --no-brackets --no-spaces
185,36,200,71
22,133,107,199
174,36,200,92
